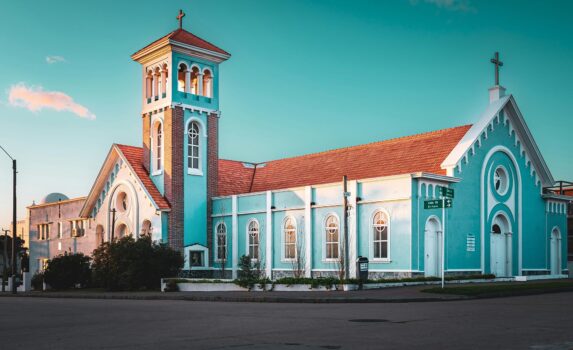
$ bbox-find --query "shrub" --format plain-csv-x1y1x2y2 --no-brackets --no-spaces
43,253,91,290
236,255,269,289
31,272,44,291
91,236,184,291
163,279,179,292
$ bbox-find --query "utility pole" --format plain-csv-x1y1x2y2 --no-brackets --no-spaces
342,175,349,281
1,145,17,294
110,208,117,241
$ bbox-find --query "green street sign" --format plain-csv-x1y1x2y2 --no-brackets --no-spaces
424,198,453,209
424,200,442,209
439,186,454,198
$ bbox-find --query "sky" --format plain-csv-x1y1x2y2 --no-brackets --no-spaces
0,0,572,230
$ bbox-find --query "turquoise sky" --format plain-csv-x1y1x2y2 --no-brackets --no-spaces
0,0,572,229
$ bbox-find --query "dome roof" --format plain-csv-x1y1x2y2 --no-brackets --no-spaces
40,192,69,204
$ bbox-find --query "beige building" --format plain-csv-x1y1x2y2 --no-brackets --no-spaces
28,193,99,273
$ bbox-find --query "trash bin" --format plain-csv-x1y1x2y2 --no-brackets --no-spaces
356,256,369,283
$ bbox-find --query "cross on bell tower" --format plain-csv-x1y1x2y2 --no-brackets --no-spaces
490,52,503,86
177,9,186,29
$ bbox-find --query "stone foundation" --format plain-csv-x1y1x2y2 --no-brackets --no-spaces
521,270,551,276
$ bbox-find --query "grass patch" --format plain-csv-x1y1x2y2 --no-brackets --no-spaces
422,280,573,297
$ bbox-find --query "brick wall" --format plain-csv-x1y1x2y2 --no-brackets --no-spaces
142,114,151,173
206,112,219,265
163,107,184,252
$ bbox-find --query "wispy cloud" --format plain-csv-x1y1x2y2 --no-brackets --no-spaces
46,55,67,64
411,0,476,13
8,83,96,120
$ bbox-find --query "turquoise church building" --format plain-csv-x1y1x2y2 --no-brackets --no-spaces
79,14,569,280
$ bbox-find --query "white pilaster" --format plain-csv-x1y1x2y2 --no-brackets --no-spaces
185,69,191,94
304,186,312,278
231,195,238,279
198,73,204,96
348,180,358,278
265,191,273,279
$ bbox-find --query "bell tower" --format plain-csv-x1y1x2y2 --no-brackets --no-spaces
131,10,230,258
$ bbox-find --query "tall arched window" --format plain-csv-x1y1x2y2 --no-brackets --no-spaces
203,69,213,98
216,223,227,261
177,63,188,92
325,215,339,260
284,217,297,260
145,70,153,100
154,121,163,172
372,211,389,259
248,220,260,260
160,64,168,97
188,121,200,172
191,66,200,94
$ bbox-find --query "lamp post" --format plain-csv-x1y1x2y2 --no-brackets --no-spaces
1,228,8,292
0,145,17,294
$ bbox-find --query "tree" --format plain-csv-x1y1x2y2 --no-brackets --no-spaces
91,236,183,291
43,253,91,290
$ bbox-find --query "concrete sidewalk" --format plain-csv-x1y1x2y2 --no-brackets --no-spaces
0,285,464,303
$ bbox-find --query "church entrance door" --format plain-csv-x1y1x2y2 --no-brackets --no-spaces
490,215,512,277
550,228,561,275
424,217,442,277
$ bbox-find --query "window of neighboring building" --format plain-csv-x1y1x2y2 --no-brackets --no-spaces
38,258,48,272
188,121,200,172
568,216,573,262
248,220,260,260
372,211,389,260
37,224,50,241
71,220,85,237
216,223,227,261
283,217,297,261
325,215,339,260
152,120,163,173
57,222,63,239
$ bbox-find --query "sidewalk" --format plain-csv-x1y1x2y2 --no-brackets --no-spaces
0,285,465,303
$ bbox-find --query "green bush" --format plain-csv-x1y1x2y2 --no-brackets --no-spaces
236,255,269,289
31,272,44,291
43,253,91,290
91,236,184,291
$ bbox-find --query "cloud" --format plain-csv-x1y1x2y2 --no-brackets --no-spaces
8,83,96,120
46,56,66,64
411,0,476,13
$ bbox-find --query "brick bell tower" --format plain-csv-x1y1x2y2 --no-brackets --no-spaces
131,10,230,266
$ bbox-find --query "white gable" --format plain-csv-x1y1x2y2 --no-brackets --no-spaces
441,95,554,187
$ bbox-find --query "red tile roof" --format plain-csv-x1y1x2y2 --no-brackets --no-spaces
217,125,472,196
115,144,170,210
132,28,230,58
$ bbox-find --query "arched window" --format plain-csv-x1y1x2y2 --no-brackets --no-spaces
145,70,153,100
154,121,163,172
188,121,200,171
116,224,129,238
325,215,339,260
248,220,260,260
177,63,187,92
116,192,129,212
492,224,501,234
372,211,389,259
202,69,213,98
153,67,160,100
141,220,152,237
160,64,168,97
216,223,227,261
191,66,200,94
283,217,297,260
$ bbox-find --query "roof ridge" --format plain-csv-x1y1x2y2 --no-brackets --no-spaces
221,124,472,166
172,29,230,56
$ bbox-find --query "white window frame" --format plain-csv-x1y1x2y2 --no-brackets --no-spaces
150,118,164,176
246,219,260,261
370,209,391,262
215,222,227,262
282,216,297,262
185,118,206,176
323,214,340,262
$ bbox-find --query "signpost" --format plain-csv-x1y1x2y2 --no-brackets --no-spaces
423,186,454,288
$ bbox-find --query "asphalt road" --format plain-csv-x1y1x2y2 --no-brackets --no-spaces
1,292,572,350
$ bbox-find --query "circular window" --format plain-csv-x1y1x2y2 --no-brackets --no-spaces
116,192,129,212
493,166,509,195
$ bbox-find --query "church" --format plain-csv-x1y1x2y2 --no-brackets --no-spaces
75,11,569,280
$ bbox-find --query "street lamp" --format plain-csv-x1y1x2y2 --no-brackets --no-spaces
0,145,17,294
